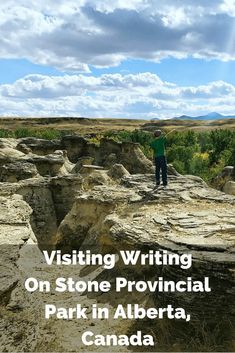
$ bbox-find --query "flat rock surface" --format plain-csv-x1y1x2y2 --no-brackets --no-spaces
0,142,234,352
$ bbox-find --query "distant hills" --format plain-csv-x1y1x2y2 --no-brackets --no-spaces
174,112,235,120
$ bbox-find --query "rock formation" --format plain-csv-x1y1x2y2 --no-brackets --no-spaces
223,180,235,195
213,165,235,195
0,136,234,352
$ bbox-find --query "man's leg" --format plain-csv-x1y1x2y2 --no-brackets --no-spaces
155,157,160,185
161,156,168,186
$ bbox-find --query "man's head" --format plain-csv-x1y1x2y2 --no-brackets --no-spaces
154,129,162,137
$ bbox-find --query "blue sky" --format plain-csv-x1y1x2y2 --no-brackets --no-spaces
0,0,235,119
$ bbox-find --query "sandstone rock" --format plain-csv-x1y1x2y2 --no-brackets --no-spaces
184,174,208,186
61,135,89,162
79,164,105,175
54,172,235,352
0,134,235,352
16,143,32,154
61,135,154,174
83,170,113,190
16,137,61,155
220,165,234,178
0,174,83,248
212,165,235,192
72,156,94,173
167,163,181,176
108,163,130,180
25,151,67,177
0,151,70,179
223,180,235,195
52,150,75,175
119,140,154,173
0,138,18,149
0,147,26,162
0,161,39,182
105,153,118,167
0,194,40,352
49,175,83,224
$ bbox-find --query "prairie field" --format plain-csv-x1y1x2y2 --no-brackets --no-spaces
0,117,235,136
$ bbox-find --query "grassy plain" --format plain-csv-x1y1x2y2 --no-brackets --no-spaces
0,117,235,136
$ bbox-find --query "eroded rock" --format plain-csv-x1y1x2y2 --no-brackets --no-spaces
61,135,154,174
108,163,130,180
0,161,39,182
223,180,235,195
0,194,41,352
16,137,61,156
0,135,235,352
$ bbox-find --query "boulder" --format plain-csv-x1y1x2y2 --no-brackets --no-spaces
108,163,130,180
83,170,113,190
212,165,235,191
223,181,235,195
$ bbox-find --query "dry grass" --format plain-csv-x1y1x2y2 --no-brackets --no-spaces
0,117,146,135
0,117,235,136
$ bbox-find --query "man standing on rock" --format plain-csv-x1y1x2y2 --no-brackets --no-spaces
150,129,174,188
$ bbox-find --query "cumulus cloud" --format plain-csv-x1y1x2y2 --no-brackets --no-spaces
0,0,235,70
0,72,234,118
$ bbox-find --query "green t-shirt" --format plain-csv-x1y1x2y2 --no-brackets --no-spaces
150,136,166,157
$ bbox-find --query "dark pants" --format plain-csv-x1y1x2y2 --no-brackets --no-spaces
155,155,167,185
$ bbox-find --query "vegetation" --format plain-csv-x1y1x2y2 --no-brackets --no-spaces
0,125,234,183
104,129,235,182
0,128,74,140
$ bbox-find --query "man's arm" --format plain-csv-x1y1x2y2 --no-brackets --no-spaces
165,129,176,137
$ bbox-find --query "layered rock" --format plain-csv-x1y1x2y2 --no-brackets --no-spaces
0,146,75,179
0,174,83,248
16,137,61,155
0,194,41,352
223,180,235,195
0,161,39,182
0,135,235,352
213,165,235,193
61,135,153,173
55,172,235,351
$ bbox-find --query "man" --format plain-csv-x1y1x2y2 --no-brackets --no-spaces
150,129,174,187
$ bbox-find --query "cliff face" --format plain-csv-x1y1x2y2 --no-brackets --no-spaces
0,136,234,352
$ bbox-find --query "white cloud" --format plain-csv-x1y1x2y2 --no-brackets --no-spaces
0,73,234,118
0,0,235,70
